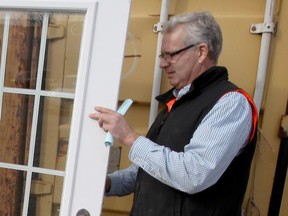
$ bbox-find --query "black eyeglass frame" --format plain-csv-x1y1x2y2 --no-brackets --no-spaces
159,43,196,62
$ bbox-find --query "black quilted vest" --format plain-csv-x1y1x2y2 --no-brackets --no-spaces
130,66,257,216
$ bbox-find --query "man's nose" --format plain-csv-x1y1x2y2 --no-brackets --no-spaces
159,58,170,68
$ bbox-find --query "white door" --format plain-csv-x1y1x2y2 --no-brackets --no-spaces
0,0,131,215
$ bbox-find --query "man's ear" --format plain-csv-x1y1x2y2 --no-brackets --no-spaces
197,43,209,64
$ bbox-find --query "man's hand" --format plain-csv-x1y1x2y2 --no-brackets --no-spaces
89,106,139,147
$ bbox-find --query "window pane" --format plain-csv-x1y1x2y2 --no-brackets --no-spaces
42,13,83,93
28,172,63,216
0,93,32,165
0,168,26,215
0,11,83,93
34,96,72,170
2,12,41,89
0,9,83,216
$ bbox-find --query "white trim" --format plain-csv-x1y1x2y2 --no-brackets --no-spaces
0,13,10,120
62,0,131,214
2,87,75,99
21,14,50,216
59,2,98,215
0,0,95,11
0,162,65,176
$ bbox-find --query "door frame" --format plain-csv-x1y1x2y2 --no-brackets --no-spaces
0,0,131,215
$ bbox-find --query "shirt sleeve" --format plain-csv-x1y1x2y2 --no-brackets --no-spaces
106,163,138,196
129,92,253,194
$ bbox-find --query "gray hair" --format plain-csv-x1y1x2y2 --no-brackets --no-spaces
162,11,223,63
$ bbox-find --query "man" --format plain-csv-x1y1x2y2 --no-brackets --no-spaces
90,11,258,216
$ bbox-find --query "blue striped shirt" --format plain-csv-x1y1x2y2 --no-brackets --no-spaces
107,91,252,196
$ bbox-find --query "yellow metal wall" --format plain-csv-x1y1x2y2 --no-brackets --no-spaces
256,0,288,215
103,0,288,215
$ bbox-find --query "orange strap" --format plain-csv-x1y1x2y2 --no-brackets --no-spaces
166,98,176,112
166,90,258,142
232,89,258,142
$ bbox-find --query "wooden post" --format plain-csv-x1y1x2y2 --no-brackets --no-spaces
0,12,34,216
268,100,288,215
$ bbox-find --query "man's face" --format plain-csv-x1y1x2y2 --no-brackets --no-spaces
160,25,201,90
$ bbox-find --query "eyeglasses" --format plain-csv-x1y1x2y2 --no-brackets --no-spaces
159,44,196,62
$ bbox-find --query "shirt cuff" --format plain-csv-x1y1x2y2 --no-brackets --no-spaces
129,136,153,166
105,173,120,196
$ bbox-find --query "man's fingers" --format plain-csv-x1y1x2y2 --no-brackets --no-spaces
89,113,99,120
94,106,114,114
89,106,113,120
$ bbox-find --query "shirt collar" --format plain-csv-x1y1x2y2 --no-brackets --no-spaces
173,83,191,100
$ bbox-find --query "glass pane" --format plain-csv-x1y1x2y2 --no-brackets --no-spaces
0,93,32,165
42,13,83,93
0,11,83,93
28,173,63,216
34,96,72,170
0,168,26,215
0,13,4,61
2,12,42,89
0,9,83,216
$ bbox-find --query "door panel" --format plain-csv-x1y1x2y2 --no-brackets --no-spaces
0,1,131,215
0,10,83,216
